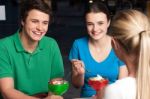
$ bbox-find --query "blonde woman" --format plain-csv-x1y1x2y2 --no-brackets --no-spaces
97,9,150,99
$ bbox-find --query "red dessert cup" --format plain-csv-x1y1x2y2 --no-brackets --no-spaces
88,79,109,91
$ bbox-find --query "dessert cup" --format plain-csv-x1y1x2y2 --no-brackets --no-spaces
88,75,109,91
48,78,69,95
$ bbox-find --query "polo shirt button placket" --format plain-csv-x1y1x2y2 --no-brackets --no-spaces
28,54,32,65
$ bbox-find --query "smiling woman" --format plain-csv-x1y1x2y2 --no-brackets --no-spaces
69,1,128,98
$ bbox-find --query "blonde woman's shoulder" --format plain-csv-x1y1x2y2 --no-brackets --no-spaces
104,77,136,99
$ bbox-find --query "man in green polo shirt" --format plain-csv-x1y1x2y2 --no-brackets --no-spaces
0,0,64,99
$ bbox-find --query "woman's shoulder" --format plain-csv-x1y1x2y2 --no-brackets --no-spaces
74,36,88,44
116,77,136,84
106,77,136,91
104,77,136,99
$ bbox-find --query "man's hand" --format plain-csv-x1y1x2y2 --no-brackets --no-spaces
44,95,63,99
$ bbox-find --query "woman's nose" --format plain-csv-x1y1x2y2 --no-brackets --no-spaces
93,24,99,31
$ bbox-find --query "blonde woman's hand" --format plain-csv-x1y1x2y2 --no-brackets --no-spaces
71,59,85,76
92,86,106,99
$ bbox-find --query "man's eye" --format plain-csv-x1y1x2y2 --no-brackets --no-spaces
32,21,38,23
87,23,93,26
43,22,48,25
98,22,103,25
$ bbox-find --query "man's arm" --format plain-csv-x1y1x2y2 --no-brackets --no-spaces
0,77,63,99
0,77,40,99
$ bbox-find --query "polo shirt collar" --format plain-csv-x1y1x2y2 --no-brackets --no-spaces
13,30,44,53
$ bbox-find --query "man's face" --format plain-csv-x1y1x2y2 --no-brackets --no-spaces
21,9,49,42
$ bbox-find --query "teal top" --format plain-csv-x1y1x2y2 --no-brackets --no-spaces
0,31,64,95
69,37,125,97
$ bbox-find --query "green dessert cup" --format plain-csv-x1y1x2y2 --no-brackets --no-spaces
48,79,69,95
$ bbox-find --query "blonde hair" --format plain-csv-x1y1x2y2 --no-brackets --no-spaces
111,9,150,99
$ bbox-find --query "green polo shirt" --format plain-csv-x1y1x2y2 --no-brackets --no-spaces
0,31,64,95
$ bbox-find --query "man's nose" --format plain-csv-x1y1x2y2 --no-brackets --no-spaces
36,23,43,30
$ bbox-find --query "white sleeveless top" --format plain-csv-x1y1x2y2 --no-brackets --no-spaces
104,77,136,99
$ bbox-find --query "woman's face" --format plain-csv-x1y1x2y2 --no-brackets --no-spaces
21,9,49,42
86,12,110,40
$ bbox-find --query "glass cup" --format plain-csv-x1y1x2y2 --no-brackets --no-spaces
88,77,109,91
48,78,69,95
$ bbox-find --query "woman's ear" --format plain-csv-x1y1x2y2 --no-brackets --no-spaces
111,38,120,56
111,38,118,51
111,38,128,62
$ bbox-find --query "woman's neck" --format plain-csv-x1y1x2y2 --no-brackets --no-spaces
89,35,111,49
88,35,112,62
125,55,137,78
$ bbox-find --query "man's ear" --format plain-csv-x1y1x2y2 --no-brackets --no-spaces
21,20,24,26
107,20,111,27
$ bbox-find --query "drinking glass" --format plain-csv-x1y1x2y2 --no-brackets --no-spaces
48,78,69,95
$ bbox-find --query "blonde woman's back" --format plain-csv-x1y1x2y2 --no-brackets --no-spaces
104,9,150,99
104,77,136,99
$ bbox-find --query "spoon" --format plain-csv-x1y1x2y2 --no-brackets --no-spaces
83,66,91,74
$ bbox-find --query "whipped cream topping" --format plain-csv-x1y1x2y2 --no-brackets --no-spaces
89,74,104,81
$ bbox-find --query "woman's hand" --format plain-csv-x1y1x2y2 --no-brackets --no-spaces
71,59,85,76
71,59,85,87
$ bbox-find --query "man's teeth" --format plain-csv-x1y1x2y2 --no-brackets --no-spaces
34,32,41,35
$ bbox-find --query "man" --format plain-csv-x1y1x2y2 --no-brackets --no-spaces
0,0,64,99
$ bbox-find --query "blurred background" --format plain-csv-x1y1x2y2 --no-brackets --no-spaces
0,0,149,98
